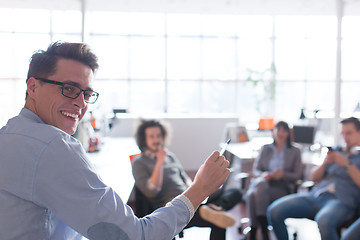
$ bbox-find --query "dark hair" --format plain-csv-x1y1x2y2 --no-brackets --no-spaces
26,41,99,98
274,121,292,148
135,119,169,152
341,117,360,131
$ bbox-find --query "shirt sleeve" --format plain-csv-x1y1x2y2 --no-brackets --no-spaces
169,153,192,186
32,134,191,240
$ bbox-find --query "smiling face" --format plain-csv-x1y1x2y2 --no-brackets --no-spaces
26,58,94,135
273,126,289,145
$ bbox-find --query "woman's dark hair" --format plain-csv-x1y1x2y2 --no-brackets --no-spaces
25,41,99,98
135,119,169,152
274,121,292,148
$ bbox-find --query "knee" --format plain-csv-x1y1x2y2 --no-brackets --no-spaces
267,201,282,224
255,180,269,193
315,214,333,232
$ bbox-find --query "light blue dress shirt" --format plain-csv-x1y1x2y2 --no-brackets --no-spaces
310,146,360,208
0,108,192,240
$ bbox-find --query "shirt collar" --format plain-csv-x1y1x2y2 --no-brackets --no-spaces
144,150,157,160
20,108,44,124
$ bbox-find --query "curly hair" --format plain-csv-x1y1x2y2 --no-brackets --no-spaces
135,119,170,152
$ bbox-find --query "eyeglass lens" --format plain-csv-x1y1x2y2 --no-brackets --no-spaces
62,84,98,103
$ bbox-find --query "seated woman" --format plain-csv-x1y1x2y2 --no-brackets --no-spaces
246,121,302,240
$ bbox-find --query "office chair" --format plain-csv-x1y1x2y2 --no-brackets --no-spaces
223,122,249,143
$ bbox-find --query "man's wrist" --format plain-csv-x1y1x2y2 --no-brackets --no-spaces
344,161,353,170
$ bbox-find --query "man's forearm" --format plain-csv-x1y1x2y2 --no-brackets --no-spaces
311,164,326,182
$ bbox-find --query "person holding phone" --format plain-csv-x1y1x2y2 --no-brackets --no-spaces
268,117,360,240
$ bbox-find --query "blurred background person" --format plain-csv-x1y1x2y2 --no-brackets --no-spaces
246,121,302,240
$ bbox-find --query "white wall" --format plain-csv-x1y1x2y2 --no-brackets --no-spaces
108,114,239,170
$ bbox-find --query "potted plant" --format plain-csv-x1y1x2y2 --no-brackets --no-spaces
245,62,277,129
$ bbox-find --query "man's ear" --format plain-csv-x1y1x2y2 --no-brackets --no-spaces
26,77,37,98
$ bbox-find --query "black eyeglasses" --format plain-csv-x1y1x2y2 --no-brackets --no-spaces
35,78,99,104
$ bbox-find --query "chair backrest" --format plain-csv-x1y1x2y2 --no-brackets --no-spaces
129,153,141,164
224,122,249,143
129,153,155,217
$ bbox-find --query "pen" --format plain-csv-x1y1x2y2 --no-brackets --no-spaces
220,139,231,156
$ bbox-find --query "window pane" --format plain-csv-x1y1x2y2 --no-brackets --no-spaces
202,38,236,80
92,80,129,113
0,9,14,31
306,82,335,112
129,37,165,79
0,33,50,78
52,10,82,33
305,16,337,38
274,82,305,121
168,81,201,113
0,33,15,77
122,13,165,35
237,39,272,79
276,16,307,38
0,79,25,127
13,9,50,33
306,39,336,80
167,37,202,79
90,36,129,79
201,14,237,37
276,39,306,80
88,11,126,34
342,16,360,81
52,34,82,43
343,16,360,39
202,81,236,113
236,15,273,38
237,82,262,121
88,12,165,35
129,80,165,113
341,82,360,113
167,14,202,35
342,39,360,81
13,34,51,78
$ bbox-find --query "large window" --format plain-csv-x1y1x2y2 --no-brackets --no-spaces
1,8,359,127
0,8,82,125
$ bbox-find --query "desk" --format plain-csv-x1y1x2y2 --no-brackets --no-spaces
220,137,273,161
221,138,324,180
86,137,140,202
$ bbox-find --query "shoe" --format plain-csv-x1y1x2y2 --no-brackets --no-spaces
199,204,236,228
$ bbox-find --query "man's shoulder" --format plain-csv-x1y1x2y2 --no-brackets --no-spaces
262,144,274,151
4,114,69,145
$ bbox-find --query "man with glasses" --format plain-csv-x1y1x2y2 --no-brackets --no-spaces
0,41,230,240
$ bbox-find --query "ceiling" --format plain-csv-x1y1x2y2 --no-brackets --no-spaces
2,0,360,15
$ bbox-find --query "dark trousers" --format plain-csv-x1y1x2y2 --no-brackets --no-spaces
184,207,226,240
